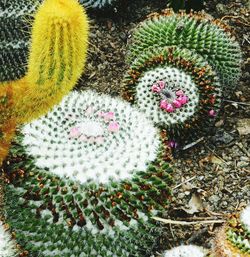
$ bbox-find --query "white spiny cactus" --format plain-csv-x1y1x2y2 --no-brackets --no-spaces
5,90,173,256
0,222,17,257
22,90,160,184
241,205,250,232
163,245,208,257
135,67,199,127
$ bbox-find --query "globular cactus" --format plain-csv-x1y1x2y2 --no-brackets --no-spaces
214,204,250,257
163,245,208,257
125,46,221,140
127,9,242,88
124,9,242,141
0,221,18,257
4,90,173,257
79,0,115,9
0,0,89,165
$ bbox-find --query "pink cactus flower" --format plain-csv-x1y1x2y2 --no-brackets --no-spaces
99,111,115,122
178,95,189,105
151,80,166,93
160,99,168,109
79,135,87,141
95,136,104,144
168,140,178,148
165,103,174,113
108,121,120,133
157,80,166,90
175,90,184,96
99,111,104,116
151,84,161,93
69,127,81,138
104,112,114,122
208,109,216,117
172,99,182,108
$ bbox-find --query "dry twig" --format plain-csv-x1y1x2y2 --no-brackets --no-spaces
152,217,225,225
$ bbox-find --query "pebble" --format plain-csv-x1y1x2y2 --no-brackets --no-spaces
209,195,220,203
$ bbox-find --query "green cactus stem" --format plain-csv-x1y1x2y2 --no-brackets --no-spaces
4,91,173,257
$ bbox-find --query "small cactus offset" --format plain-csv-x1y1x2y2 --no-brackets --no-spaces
0,221,18,257
124,9,242,141
79,0,116,9
214,204,250,257
0,0,89,165
4,91,173,256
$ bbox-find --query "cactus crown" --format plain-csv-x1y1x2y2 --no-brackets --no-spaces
22,90,160,183
4,91,173,257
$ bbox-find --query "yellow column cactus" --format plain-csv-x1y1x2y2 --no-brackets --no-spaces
0,0,89,165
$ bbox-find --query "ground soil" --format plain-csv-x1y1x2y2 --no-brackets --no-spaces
0,0,249,256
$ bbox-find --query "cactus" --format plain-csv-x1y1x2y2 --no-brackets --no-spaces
0,221,18,257
163,245,208,257
4,90,173,256
0,0,89,165
214,205,250,257
12,0,89,124
124,9,241,141
79,0,115,9
124,46,221,139
0,0,42,82
127,9,242,88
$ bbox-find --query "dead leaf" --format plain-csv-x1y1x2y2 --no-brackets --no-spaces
237,119,250,136
183,192,204,214
199,155,224,167
210,155,224,165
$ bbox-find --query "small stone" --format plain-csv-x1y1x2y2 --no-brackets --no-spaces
209,195,220,204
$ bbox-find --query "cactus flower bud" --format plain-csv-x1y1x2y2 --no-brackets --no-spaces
172,99,182,108
160,99,168,109
151,84,161,93
157,80,166,90
178,95,189,105
175,90,184,96
165,103,174,113
208,109,216,117
108,121,120,132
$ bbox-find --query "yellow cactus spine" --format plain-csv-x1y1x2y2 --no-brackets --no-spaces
13,0,89,123
0,0,89,165
0,84,16,164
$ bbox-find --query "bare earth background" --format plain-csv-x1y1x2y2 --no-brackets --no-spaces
1,0,249,255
